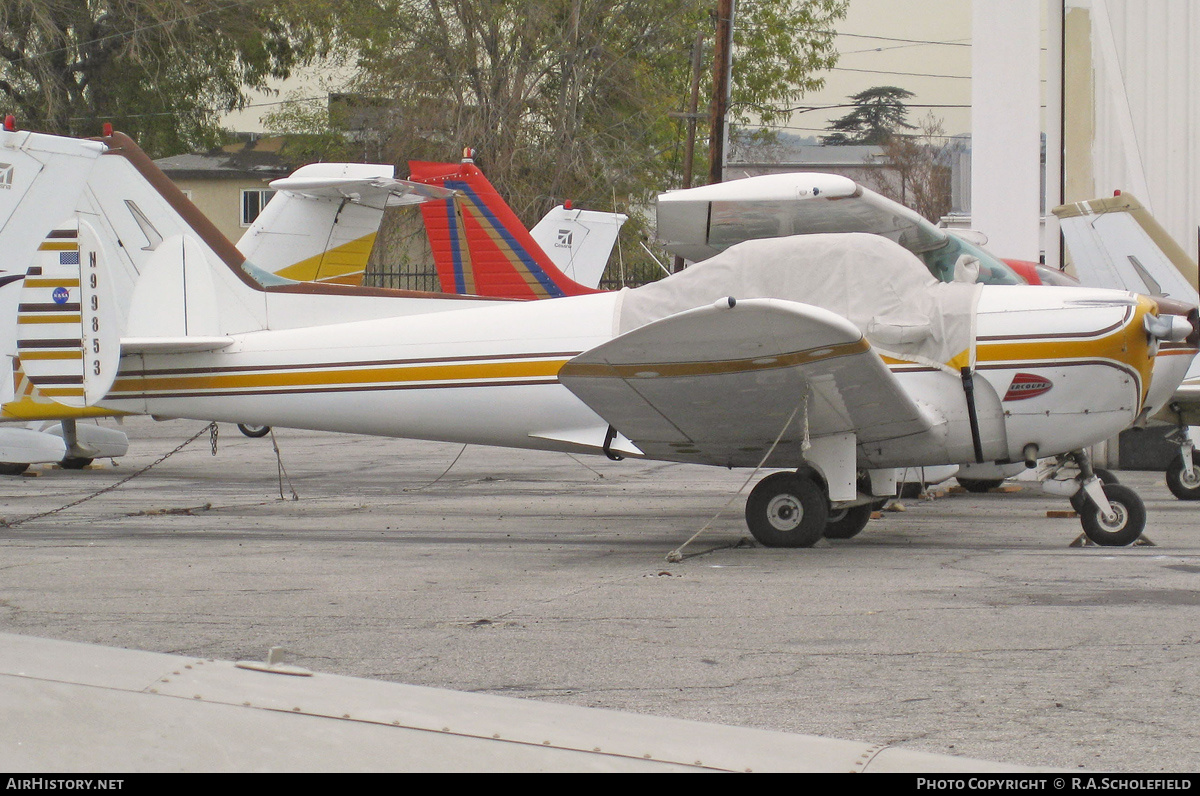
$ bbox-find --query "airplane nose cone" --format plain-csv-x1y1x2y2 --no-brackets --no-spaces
1145,312,1195,343
1147,296,1200,346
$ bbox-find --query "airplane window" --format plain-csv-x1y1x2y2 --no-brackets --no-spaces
917,234,1025,285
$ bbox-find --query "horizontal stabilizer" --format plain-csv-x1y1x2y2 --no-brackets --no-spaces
120,337,234,354
560,298,934,468
268,175,457,207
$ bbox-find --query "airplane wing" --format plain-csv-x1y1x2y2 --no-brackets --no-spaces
0,632,1023,773
656,173,946,263
558,298,937,469
267,175,457,208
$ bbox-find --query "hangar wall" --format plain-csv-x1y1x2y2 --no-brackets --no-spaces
1067,0,1200,266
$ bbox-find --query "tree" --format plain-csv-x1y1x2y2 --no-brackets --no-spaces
876,112,961,223
0,1,342,156
327,0,844,221
308,0,845,285
821,85,914,145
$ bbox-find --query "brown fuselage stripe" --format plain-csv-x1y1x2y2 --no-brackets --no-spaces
976,307,1131,342
19,303,81,313
17,338,82,348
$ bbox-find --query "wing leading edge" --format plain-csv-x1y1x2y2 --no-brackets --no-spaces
559,298,937,468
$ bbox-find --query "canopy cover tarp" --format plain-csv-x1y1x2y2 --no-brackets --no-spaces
616,233,980,372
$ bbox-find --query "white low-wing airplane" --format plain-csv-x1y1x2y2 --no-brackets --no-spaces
1055,193,1200,500
3,126,1197,547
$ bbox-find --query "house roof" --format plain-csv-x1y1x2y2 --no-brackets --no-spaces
154,135,295,180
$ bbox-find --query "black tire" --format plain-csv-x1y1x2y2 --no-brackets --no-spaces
237,424,271,438
1165,451,1200,501
745,472,828,548
1079,483,1146,547
0,462,30,476
823,504,872,540
59,457,93,470
957,477,1003,493
897,482,924,499
1094,468,1119,485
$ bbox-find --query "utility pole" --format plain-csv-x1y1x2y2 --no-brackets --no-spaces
707,0,734,186
680,33,705,192
670,33,706,272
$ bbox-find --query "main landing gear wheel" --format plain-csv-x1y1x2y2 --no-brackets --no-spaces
0,462,30,476
59,457,93,470
1166,451,1200,501
745,472,828,548
1069,469,1121,512
1078,483,1146,547
237,424,271,438
823,504,873,540
957,477,1004,493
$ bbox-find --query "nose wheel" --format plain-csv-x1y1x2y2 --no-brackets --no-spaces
745,472,828,548
1076,483,1146,546
1166,450,1200,501
1046,451,1147,546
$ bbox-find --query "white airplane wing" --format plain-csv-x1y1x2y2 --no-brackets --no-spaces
559,298,936,469
656,172,946,263
0,632,1026,773
267,174,457,207
1053,194,1200,301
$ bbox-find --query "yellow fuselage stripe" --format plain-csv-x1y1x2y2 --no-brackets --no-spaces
17,314,82,324
24,278,80,288
110,358,566,394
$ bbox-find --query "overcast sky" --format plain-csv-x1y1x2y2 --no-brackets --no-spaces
781,0,974,141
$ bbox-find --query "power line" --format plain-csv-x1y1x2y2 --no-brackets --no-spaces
833,66,970,81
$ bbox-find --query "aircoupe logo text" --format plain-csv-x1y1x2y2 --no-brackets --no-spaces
1003,372,1053,401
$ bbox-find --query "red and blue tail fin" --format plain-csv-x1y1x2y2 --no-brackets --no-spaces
409,157,600,299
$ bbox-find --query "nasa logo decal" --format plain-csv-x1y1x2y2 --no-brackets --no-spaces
52,286,70,304
1003,372,1053,401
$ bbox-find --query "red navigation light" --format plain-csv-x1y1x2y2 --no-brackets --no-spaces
3,115,15,132
102,123,113,136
